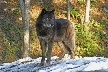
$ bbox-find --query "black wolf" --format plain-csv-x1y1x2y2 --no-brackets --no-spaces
36,9,75,66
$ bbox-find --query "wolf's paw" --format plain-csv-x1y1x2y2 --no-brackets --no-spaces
37,62,45,66
45,62,51,66
70,55,75,59
38,62,51,67
55,57,63,62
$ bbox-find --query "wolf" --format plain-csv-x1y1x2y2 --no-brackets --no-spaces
36,9,75,66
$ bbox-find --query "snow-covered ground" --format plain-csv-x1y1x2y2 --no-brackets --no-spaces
0,54,108,72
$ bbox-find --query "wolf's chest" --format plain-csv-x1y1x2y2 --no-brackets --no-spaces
37,26,55,37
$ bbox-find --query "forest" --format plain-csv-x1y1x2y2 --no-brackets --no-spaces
0,0,108,63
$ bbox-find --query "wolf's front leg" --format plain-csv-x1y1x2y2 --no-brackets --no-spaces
40,41,47,66
46,41,53,65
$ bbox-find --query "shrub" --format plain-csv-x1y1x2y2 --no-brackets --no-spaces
75,19,108,57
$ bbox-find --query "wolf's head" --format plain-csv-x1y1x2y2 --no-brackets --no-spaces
39,9,55,27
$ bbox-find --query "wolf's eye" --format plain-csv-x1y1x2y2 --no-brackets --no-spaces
46,18,49,20
51,18,54,19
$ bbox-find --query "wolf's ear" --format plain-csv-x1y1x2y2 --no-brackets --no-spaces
41,8,47,14
51,9,55,13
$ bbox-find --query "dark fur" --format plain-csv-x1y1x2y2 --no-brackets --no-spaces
36,9,75,66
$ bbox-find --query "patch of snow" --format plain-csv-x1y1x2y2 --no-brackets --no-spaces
0,55,108,72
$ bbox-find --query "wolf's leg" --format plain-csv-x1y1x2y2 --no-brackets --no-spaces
62,41,71,54
63,41,74,58
46,41,53,65
40,40,47,66
70,31,76,59
57,42,67,60
65,33,75,59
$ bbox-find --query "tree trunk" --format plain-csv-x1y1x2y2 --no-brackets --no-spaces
19,0,30,57
19,0,25,23
67,0,70,20
85,0,90,24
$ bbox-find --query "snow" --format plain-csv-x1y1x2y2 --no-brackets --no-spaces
0,55,108,72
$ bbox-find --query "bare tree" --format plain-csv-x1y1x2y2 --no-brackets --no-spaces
85,0,90,23
19,0,30,57
67,0,70,20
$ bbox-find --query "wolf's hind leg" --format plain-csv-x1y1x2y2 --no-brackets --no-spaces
70,32,76,59
68,37,75,59
62,39,75,59
57,42,68,60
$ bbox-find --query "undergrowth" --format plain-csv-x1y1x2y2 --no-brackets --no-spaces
75,20,108,57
